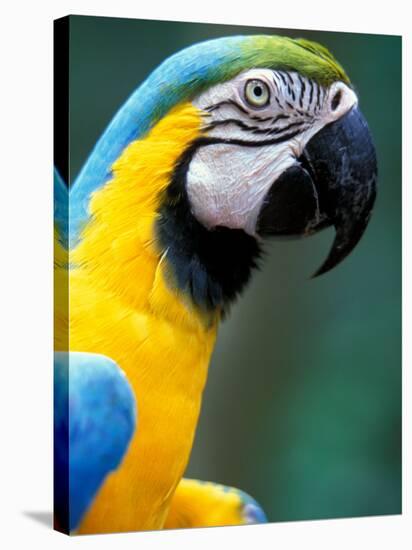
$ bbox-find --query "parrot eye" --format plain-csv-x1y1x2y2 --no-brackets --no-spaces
244,79,270,108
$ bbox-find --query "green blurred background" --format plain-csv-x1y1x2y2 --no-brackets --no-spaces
67,16,401,523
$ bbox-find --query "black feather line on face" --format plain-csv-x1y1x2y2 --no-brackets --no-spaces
298,75,306,108
205,99,251,116
251,120,308,136
198,131,302,147
155,139,262,313
204,117,307,140
205,118,260,133
308,80,314,108
278,72,288,86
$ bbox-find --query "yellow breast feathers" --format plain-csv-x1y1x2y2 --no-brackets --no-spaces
57,103,219,533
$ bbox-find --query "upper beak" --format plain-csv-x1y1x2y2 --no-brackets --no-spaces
256,105,377,277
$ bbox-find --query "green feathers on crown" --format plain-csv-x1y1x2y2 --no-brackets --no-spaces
236,35,349,86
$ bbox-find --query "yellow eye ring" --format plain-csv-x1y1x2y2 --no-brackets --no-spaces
244,79,270,108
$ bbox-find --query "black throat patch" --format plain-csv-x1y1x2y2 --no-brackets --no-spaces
155,139,262,313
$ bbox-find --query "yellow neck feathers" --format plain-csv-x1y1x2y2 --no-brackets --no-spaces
71,102,217,332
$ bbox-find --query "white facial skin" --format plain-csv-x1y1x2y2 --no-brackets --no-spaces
187,68,357,235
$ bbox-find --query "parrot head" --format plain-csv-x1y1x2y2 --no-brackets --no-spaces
71,35,377,312
184,53,376,278
154,36,377,308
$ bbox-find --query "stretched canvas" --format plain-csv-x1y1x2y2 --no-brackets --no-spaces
53,15,402,535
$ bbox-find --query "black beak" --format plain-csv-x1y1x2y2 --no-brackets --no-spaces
256,106,377,277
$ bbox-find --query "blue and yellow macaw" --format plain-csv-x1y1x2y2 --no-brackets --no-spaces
54,34,377,534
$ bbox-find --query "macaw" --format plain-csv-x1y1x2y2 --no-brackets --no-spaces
54,34,377,534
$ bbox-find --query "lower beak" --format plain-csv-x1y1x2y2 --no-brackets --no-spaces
256,106,377,277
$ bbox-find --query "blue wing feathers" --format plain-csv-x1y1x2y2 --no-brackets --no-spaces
54,352,137,532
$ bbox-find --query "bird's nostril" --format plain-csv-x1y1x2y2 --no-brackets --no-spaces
331,90,342,111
